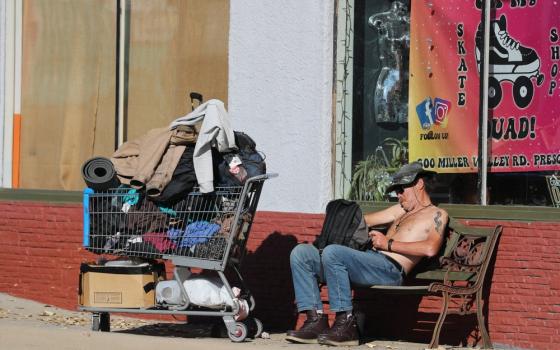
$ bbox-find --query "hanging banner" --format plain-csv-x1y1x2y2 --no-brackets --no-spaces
408,0,560,173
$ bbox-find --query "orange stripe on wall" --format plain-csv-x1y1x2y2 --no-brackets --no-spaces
12,114,21,188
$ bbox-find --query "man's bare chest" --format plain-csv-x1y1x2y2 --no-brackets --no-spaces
388,218,428,241
388,207,434,241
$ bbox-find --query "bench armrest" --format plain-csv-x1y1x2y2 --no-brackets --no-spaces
428,280,476,294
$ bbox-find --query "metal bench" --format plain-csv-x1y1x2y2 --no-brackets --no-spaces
365,218,502,349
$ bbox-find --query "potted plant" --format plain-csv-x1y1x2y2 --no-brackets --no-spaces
348,137,408,201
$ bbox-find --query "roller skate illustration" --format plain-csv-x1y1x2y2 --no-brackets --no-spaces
475,15,544,109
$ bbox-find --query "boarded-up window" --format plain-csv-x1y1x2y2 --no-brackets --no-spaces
20,0,229,190
21,0,117,190
126,0,229,140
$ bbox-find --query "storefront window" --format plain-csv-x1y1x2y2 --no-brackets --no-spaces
349,0,409,201
337,0,560,207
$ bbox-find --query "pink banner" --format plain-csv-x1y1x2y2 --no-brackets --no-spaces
409,0,560,173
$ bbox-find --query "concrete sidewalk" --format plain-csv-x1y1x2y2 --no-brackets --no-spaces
0,292,504,350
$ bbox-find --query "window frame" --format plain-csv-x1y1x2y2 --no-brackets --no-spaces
333,0,560,210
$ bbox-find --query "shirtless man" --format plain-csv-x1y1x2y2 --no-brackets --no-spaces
286,162,448,346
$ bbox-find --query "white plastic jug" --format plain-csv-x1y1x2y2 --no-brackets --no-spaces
155,280,184,305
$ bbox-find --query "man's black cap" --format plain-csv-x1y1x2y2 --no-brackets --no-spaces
385,161,437,194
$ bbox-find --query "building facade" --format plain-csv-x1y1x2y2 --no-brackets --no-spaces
1,1,559,349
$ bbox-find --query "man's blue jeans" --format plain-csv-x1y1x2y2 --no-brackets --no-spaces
290,244,404,312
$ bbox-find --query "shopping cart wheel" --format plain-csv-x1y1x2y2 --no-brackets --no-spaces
252,317,263,338
92,312,110,332
228,322,248,342
243,317,263,339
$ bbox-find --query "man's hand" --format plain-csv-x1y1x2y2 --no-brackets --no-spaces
369,230,389,251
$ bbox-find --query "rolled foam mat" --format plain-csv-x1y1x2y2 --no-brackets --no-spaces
81,157,120,191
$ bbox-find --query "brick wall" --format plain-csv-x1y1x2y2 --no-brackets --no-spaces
0,200,558,349
0,201,86,308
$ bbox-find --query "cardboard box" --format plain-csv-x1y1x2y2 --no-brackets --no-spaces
79,262,165,308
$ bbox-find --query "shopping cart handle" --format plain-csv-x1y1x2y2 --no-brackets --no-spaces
245,173,278,183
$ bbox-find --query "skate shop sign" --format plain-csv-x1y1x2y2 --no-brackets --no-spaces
408,0,560,173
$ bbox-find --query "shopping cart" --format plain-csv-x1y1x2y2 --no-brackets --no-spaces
79,174,276,342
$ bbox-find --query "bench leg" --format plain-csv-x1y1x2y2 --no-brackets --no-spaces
429,291,449,349
476,289,493,349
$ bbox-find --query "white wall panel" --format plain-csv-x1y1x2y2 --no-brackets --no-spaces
0,1,5,182
229,0,334,213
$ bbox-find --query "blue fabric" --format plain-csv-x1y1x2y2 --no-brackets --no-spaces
116,185,177,216
156,205,177,217
290,244,403,312
123,188,139,205
168,221,220,248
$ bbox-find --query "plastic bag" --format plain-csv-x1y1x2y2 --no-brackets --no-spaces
182,276,249,320
183,276,233,308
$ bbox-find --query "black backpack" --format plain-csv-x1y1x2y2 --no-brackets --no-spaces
217,131,266,186
313,199,370,251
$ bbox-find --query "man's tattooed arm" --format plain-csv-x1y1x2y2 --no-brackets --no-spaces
434,211,443,234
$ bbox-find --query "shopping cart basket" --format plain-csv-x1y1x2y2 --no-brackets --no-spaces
79,173,276,342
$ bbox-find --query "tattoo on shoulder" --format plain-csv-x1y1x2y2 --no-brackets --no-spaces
434,211,443,233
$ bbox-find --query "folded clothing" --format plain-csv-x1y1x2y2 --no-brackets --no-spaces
168,221,221,248
192,237,227,260
143,232,177,252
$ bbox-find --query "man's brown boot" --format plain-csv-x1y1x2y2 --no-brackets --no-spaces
286,310,330,344
317,312,359,346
